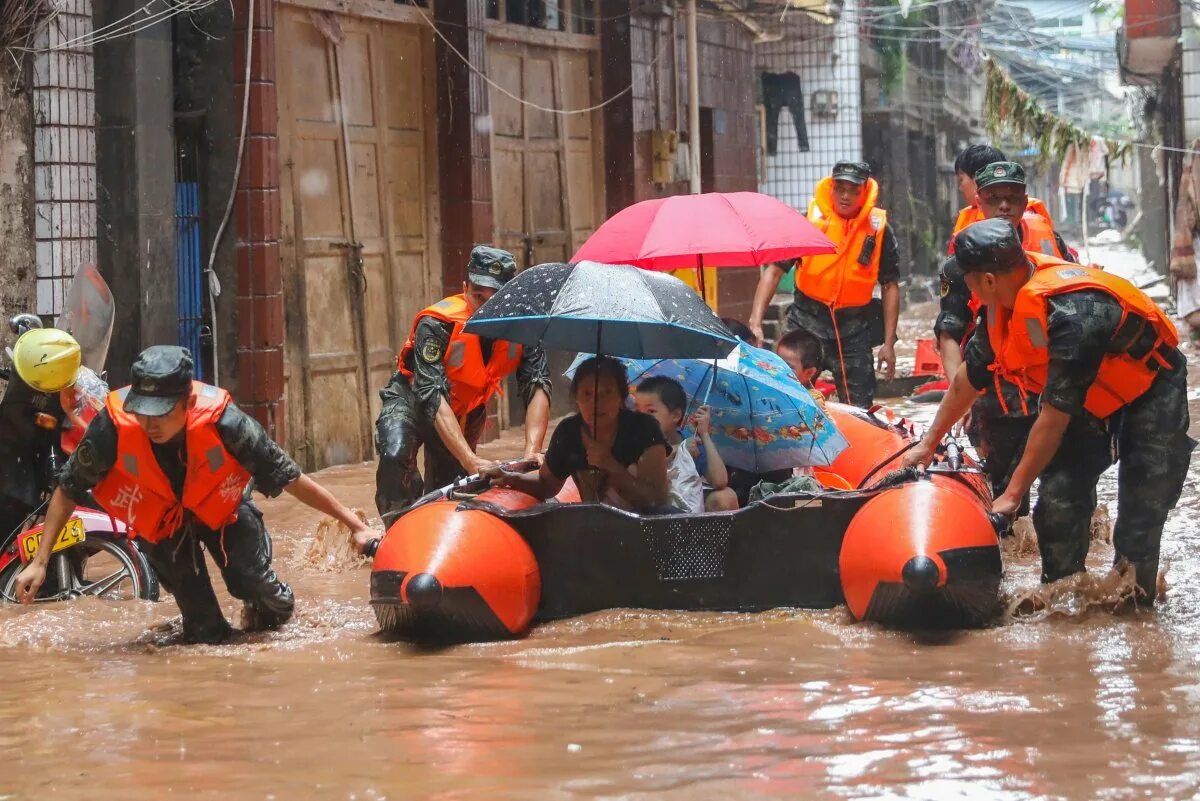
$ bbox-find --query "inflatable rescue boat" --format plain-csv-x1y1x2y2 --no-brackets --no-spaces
370,404,1005,641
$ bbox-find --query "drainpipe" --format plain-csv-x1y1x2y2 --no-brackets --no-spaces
687,0,701,194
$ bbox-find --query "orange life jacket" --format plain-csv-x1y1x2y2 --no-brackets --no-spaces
986,255,1179,419
952,200,1069,334
397,294,524,422
950,198,1061,254
795,177,888,310
92,382,251,543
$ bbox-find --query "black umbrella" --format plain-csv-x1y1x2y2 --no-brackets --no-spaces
462,261,736,359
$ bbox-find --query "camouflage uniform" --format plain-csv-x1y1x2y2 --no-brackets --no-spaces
782,224,902,408
966,289,1195,599
61,401,301,643
374,295,552,526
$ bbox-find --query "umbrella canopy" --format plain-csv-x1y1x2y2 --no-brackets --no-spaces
570,191,836,270
462,261,737,360
565,342,849,471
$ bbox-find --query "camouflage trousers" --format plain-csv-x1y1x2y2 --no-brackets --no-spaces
781,318,876,408
1034,364,1195,601
142,501,294,644
374,373,487,528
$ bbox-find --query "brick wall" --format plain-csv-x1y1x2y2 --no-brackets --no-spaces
231,0,285,442
436,0,493,295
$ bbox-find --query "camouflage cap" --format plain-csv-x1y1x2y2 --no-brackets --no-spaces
974,161,1027,191
124,345,193,417
466,245,517,290
831,160,871,185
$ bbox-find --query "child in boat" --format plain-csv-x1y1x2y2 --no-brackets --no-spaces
634,376,737,513
775,328,828,410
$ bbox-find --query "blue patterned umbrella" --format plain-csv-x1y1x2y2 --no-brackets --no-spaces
566,342,848,472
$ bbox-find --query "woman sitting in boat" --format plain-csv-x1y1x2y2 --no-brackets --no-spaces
486,355,672,513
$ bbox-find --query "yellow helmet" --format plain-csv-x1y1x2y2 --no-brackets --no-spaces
12,328,82,393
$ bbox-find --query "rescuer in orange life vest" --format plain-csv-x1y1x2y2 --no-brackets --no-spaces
13,346,383,643
907,219,1195,604
748,160,900,408
937,158,1077,513
374,246,552,527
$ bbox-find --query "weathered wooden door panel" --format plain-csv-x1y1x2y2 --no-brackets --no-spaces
279,5,434,469
486,36,603,424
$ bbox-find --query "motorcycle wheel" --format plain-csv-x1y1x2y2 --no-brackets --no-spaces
0,532,159,603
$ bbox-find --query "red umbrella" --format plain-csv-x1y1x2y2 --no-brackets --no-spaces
571,191,836,270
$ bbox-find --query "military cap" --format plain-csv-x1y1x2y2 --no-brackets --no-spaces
466,245,518,290
974,161,1027,191
124,345,194,417
952,219,1028,275
831,160,871,185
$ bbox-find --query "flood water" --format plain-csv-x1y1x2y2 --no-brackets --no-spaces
3,252,1200,800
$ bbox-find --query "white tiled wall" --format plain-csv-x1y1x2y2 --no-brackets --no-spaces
32,0,96,319
756,0,863,211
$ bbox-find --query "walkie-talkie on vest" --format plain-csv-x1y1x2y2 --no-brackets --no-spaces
858,234,877,267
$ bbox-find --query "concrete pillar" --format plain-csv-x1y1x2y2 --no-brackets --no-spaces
599,2,635,217
94,0,177,384
0,64,37,350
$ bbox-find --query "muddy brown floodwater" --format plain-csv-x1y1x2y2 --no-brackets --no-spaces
3,310,1200,800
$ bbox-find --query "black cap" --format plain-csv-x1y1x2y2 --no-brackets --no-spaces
125,346,193,417
831,160,871,185
940,255,963,284
466,245,517,290
974,161,1027,191
952,219,1028,276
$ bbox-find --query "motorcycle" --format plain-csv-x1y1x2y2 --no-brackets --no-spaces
0,265,158,602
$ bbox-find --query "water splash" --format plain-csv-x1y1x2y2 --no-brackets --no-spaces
292,511,371,572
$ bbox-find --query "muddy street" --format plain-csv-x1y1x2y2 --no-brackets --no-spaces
3,264,1200,800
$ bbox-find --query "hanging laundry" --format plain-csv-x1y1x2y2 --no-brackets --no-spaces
761,72,810,156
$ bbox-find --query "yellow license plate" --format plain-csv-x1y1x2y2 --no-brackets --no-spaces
18,517,86,563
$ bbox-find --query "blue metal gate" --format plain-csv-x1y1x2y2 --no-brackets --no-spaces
175,128,206,380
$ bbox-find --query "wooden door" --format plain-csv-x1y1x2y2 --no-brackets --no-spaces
278,7,436,469
487,37,603,424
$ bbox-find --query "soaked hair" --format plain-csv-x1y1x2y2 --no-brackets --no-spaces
635,376,688,415
776,328,823,371
720,317,755,342
955,144,1006,178
570,355,629,400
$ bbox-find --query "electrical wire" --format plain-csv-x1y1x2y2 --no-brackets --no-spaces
204,0,254,385
411,2,666,115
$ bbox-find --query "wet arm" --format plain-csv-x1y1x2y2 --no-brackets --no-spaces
881,282,899,347
21,488,79,572
934,272,972,380
998,405,1071,503
410,318,485,473
603,445,670,511
516,345,553,458
494,462,565,500
748,263,788,345
696,434,729,490
282,474,371,535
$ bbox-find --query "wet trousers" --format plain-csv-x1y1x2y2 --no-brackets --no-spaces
1034,366,1195,600
782,317,876,408
374,373,487,527
975,411,1036,518
141,501,294,644
761,71,809,154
